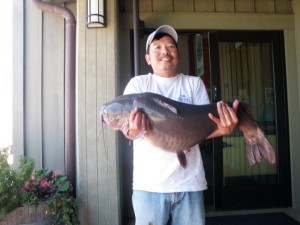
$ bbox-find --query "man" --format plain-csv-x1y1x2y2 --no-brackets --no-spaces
122,25,239,225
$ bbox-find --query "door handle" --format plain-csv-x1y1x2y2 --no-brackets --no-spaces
212,85,218,102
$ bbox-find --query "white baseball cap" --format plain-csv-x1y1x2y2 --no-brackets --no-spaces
145,25,178,52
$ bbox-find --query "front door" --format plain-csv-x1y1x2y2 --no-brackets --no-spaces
206,31,291,209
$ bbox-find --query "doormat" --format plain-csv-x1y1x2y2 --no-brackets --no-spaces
206,212,300,225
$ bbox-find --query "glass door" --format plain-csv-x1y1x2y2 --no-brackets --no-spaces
209,31,291,209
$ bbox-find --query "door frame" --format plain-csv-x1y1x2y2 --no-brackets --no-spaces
209,31,291,209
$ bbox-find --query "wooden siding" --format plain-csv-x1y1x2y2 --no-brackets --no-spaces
13,0,65,172
24,0,43,168
77,0,121,224
13,0,25,159
290,0,300,209
123,0,292,13
42,11,65,171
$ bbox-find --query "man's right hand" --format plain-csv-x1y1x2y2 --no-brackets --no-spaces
123,108,152,140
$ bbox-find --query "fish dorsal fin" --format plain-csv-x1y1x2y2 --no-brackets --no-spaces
153,98,178,114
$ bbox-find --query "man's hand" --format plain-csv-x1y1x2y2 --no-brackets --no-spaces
207,100,239,139
123,107,152,140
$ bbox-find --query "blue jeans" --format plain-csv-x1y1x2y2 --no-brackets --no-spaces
132,190,205,225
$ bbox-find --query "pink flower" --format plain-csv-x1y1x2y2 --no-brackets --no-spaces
39,180,51,189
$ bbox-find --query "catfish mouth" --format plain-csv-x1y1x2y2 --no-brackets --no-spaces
100,113,109,126
100,108,106,124
100,111,111,128
100,105,110,126
100,112,120,131
101,114,107,125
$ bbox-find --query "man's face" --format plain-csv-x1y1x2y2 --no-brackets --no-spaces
145,35,180,77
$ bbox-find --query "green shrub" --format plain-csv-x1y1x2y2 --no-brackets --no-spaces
0,147,34,215
0,147,80,225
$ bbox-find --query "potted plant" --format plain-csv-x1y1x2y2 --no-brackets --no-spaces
0,147,80,225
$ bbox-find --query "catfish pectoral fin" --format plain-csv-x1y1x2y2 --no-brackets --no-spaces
177,152,187,168
244,128,276,165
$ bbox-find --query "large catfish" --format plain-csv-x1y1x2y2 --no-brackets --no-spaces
100,92,276,168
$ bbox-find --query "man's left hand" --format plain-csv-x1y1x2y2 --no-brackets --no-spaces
207,100,239,138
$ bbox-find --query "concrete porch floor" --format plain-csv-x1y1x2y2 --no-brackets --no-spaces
125,208,300,224
206,207,300,222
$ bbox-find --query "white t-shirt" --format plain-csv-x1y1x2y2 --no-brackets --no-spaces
123,73,210,193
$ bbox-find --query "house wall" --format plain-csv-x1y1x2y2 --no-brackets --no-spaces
13,0,122,224
13,0,300,225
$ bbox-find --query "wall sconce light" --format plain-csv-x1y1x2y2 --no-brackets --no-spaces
86,0,106,28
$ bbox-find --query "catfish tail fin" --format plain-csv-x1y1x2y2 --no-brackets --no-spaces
237,103,276,165
244,127,276,165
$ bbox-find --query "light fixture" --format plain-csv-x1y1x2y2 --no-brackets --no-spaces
86,0,106,28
